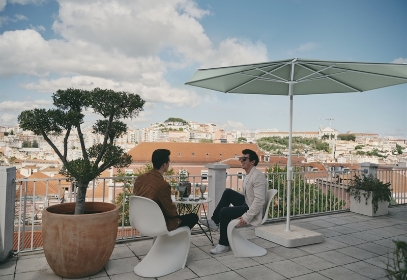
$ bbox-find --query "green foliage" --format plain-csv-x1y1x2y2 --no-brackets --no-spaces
355,145,364,150
237,137,247,143
395,144,404,155
346,174,392,214
18,87,145,214
386,240,407,280
4,132,9,136
22,141,30,148
22,140,39,148
356,148,386,158
165,117,187,124
257,136,329,153
114,173,133,227
315,141,330,152
265,165,346,218
337,134,356,141
199,139,213,143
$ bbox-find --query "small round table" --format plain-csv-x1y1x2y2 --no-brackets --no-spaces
173,197,214,245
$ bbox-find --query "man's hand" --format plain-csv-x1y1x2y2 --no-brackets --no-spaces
236,216,247,227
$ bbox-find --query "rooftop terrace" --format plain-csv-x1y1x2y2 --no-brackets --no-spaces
1,205,406,280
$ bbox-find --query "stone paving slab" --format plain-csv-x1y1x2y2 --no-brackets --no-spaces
234,265,286,280
2,205,406,280
264,259,313,278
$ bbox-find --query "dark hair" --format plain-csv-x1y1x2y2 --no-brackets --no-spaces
242,149,259,166
152,149,170,169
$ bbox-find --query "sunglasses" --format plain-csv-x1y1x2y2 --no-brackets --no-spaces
239,157,250,162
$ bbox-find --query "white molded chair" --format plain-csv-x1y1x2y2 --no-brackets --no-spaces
227,189,278,257
129,196,191,277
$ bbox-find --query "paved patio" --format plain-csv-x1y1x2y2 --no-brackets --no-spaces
1,205,406,280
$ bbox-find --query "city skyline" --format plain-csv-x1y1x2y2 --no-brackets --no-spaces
0,0,406,138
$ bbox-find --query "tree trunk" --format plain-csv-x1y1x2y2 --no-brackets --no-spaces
75,181,89,214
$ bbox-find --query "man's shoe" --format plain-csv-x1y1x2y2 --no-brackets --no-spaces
210,244,230,254
199,219,218,231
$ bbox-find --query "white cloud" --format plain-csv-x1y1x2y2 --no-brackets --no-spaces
287,42,318,56
9,0,45,4
0,99,53,125
0,0,6,12
201,38,268,68
15,14,28,20
223,120,245,130
0,113,17,124
0,99,52,112
22,75,201,107
0,13,27,28
29,24,46,32
0,16,7,28
392,57,407,64
0,0,268,114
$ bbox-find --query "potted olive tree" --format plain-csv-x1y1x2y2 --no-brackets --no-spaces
18,88,145,278
345,174,392,217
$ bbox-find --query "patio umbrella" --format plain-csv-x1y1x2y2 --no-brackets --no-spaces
185,58,407,231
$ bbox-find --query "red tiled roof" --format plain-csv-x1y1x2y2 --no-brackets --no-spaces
127,142,265,164
16,172,61,197
324,163,361,170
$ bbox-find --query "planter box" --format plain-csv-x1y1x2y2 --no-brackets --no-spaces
350,191,388,217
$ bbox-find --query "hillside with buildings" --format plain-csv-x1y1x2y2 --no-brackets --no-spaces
0,119,406,176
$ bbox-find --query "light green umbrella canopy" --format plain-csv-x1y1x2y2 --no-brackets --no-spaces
186,58,407,95
185,58,407,231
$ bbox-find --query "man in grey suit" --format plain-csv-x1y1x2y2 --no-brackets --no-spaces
200,149,267,254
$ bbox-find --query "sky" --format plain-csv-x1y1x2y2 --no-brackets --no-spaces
0,0,406,138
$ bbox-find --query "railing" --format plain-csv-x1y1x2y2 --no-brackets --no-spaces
13,168,407,253
227,170,355,221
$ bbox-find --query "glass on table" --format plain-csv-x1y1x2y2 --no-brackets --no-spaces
199,184,207,200
177,184,187,201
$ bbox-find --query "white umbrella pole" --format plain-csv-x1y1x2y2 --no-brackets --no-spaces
286,90,293,232
286,60,295,232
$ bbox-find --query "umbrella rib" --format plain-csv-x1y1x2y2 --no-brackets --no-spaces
225,62,291,92
299,64,362,91
327,76,361,92
240,73,286,83
185,62,284,85
296,64,336,82
299,71,348,82
251,63,290,82
306,62,407,81
225,76,259,93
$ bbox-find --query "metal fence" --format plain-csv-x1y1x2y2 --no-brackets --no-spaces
14,168,407,253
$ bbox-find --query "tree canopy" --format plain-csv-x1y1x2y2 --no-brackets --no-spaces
257,136,330,153
337,134,356,141
18,88,145,214
164,117,187,124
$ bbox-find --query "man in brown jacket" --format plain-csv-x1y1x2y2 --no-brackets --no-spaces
133,149,198,231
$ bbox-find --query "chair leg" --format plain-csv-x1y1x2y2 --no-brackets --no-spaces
227,219,267,258
134,227,191,277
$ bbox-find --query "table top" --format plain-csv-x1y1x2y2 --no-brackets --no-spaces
172,197,212,205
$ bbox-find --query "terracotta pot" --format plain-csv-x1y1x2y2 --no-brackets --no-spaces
42,202,119,278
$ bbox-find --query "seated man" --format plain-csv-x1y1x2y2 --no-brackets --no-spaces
200,149,267,254
133,149,198,230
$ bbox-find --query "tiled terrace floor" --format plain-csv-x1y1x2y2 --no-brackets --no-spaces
1,205,406,280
